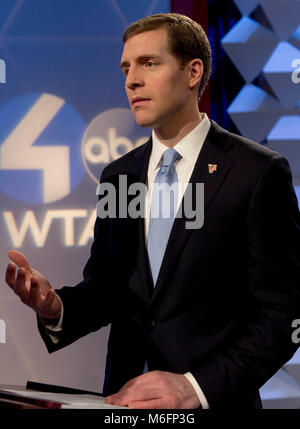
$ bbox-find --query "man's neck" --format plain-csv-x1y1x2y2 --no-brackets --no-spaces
153,112,203,148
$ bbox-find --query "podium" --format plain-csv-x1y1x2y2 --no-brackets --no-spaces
0,387,61,409
0,384,124,409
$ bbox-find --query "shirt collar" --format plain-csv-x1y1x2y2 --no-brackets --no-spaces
150,113,211,171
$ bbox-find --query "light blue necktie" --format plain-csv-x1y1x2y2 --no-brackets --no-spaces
147,148,181,286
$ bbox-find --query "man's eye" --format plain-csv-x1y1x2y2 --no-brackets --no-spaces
146,61,154,68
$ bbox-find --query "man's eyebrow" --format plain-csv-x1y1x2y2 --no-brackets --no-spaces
120,54,163,69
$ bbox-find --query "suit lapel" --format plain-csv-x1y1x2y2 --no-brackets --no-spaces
127,139,154,302
150,121,235,305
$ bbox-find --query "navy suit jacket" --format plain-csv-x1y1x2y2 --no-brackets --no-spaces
39,121,300,409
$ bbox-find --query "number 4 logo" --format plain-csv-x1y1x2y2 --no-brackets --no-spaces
0,94,70,203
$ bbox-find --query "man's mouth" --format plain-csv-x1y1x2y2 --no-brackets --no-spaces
131,97,151,107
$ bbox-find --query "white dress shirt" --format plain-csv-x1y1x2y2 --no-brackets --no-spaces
44,113,211,409
145,113,211,409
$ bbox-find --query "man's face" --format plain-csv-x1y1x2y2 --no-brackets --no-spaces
120,27,191,131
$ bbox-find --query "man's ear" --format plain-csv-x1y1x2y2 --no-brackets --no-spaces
188,58,203,91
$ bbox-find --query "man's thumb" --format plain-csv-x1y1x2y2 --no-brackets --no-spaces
8,250,32,272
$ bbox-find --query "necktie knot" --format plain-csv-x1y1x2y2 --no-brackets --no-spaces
161,148,180,168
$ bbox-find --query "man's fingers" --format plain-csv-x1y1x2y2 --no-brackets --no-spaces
28,278,42,308
106,373,161,405
14,268,30,303
5,262,17,288
8,250,32,272
128,399,167,409
107,386,163,407
6,262,31,305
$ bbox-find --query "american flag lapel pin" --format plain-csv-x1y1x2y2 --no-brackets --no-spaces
208,163,217,174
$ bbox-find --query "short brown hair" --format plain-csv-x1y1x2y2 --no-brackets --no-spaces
122,13,212,99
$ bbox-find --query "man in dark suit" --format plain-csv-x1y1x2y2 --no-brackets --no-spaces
5,13,300,409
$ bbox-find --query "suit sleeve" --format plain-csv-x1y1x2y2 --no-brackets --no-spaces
191,155,300,408
38,167,117,353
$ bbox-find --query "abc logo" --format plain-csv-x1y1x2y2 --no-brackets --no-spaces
82,108,149,183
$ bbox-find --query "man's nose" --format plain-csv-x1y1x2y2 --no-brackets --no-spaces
126,67,144,89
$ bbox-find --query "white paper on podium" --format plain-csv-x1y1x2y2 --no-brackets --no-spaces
1,387,126,409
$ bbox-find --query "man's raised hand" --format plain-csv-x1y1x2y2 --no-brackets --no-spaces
5,250,62,321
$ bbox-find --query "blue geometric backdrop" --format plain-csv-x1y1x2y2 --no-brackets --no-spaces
222,0,300,207
222,0,300,408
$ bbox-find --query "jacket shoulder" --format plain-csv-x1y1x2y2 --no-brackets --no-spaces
211,120,284,170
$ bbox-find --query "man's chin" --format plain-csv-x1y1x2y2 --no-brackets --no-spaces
131,111,155,128
134,116,156,129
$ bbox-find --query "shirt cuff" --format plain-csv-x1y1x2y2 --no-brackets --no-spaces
183,372,210,409
39,296,64,344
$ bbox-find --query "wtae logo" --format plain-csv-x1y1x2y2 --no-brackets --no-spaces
82,108,148,183
0,58,6,84
3,209,95,248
